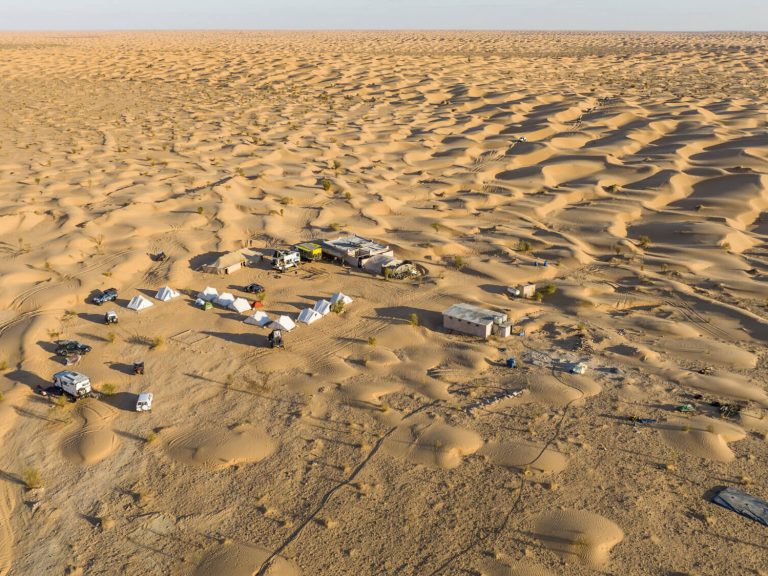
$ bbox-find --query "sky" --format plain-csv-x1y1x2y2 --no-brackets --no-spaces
1,0,767,31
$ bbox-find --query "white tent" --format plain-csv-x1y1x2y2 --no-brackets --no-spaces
229,297,251,314
269,315,296,332
127,294,154,311
198,287,218,301
214,292,235,307
298,308,322,325
313,299,331,316
330,292,353,306
244,310,271,327
155,286,179,302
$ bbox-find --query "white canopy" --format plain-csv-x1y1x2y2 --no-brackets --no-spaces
269,315,296,332
155,286,179,301
313,299,331,316
214,292,235,307
198,287,218,301
229,297,251,313
330,292,353,306
127,294,154,311
244,310,271,327
298,308,322,325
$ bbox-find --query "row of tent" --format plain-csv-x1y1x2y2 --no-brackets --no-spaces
196,287,252,313
240,291,353,332
126,286,180,311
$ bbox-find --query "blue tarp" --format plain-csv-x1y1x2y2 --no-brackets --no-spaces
712,487,768,527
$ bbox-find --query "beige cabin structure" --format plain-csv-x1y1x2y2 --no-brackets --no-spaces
443,303,512,339
200,251,246,275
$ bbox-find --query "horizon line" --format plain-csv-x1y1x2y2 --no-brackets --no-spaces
2,28,767,33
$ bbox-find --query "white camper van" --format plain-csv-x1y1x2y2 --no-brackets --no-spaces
136,392,153,412
271,250,301,272
52,371,92,398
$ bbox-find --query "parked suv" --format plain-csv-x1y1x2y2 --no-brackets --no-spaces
55,340,92,357
244,283,265,294
92,288,118,305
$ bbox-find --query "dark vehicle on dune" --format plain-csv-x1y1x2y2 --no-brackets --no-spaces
92,288,118,305
244,283,265,294
55,340,92,357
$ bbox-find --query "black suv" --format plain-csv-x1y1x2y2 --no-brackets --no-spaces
244,283,265,294
55,340,92,357
92,288,118,305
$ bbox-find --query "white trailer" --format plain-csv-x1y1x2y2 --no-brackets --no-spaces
271,250,300,272
53,371,92,398
136,392,153,412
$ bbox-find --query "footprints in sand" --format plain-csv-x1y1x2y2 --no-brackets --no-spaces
61,401,119,465
165,425,276,469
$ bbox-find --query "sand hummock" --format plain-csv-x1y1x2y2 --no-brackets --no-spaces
532,510,624,568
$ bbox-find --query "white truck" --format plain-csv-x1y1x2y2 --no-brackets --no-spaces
136,392,153,412
271,249,301,272
53,371,92,398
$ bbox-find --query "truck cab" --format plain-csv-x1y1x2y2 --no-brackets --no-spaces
53,371,92,398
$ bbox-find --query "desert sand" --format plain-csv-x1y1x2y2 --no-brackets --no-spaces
0,31,767,575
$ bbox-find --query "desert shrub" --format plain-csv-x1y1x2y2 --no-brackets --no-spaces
331,301,345,314
329,223,341,232
517,240,532,252
431,222,440,232
367,337,376,347
145,432,157,444
150,336,163,349
107,332,116,344
321,178,332,192
100,383,116,396
540,283,557,295
0,359,7,371
409,313,420,327
196,206,204,215
637,235,651,248
22,468,43,489
451,255,464,270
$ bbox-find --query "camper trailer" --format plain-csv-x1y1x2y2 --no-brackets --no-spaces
136,392,153,412
52,371,92,398
271,250,301,272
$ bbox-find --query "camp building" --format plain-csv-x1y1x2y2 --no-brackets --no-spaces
320,235,393,269
200,249,260,275
443,303,512,339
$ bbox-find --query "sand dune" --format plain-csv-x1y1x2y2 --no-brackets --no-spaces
61,401,119,465
0,30,767,576
193,542,299,576
658,415,747,462
165,425,275,469
532,510,624,568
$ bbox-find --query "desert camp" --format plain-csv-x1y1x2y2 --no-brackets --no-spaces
0,22,767,576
